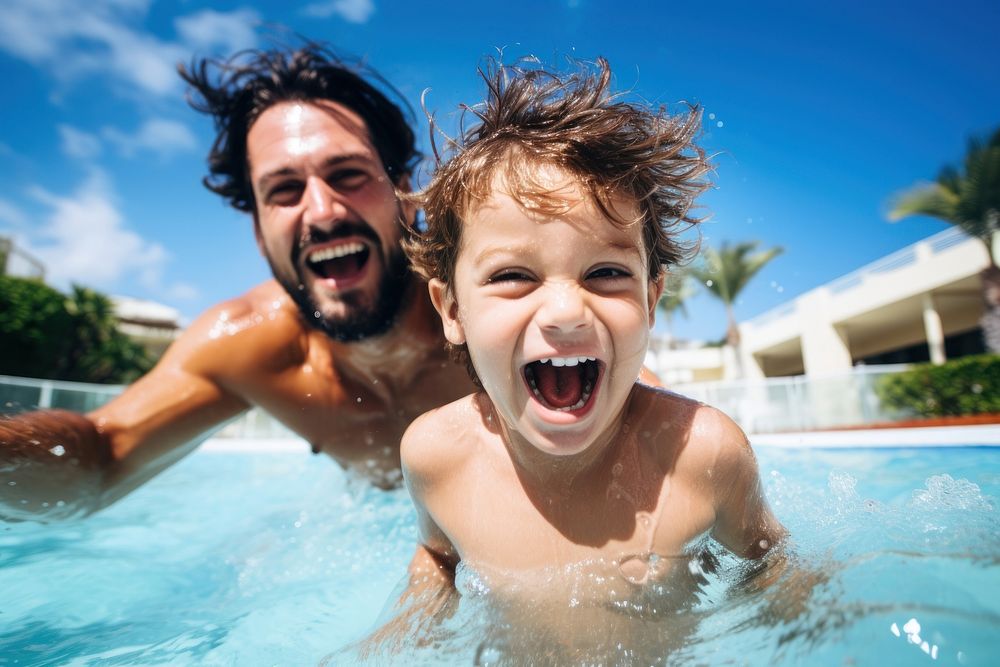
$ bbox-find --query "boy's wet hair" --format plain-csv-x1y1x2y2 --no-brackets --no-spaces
179,42,420,214
405,56,711,381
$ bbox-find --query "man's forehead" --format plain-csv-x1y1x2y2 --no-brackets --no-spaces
247,100,379,173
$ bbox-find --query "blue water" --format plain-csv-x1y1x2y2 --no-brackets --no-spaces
1,445,998,666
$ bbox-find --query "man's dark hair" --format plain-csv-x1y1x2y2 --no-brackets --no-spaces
179,43,420,213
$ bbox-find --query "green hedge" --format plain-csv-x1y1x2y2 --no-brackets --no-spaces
0,276,154,384
875,354,1000,417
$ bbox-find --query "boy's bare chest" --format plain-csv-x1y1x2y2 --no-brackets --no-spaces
438,468,717,572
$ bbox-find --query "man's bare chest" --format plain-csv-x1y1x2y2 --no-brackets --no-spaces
241,358,474,478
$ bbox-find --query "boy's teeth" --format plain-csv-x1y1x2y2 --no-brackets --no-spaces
308,242,365,262
540,356,596,367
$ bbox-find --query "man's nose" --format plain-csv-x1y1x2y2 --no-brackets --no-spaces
536,283,591,334
303,177,348,228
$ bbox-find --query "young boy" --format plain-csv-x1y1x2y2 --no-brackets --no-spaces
393,57,786,655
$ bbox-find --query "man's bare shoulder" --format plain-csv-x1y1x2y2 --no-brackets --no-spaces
401,393,483,489
168,281,309,374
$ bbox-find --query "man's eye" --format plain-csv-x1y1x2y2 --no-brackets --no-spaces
266,183,303,205
331,169,368,188
587,267,632,280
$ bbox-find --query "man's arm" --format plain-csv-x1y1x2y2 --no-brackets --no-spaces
0,301,256,521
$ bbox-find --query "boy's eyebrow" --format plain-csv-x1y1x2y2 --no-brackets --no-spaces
472,239,643,264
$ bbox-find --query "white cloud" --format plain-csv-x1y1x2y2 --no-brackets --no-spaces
175,8,260,55
0,198,29,229
301,0,375,23
58,125,103,160
0,1,260,99
102,118,197,157
17,169,196,300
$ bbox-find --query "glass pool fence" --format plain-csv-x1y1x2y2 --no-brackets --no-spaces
0,366,917,438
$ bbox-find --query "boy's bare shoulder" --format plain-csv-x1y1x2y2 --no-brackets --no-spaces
400,393,484,487
634,384,752,471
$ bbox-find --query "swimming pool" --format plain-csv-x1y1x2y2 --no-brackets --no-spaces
1,442,997,665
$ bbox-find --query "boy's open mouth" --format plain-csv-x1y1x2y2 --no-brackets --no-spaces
523,357,600,412
306,242,371,281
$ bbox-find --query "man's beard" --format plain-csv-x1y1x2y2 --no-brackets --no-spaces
268,225,413,343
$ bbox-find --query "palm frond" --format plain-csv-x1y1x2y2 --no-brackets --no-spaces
888,182,959,222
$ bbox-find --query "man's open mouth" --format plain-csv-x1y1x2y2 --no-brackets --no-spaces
523,356,600,412
306,242,371,281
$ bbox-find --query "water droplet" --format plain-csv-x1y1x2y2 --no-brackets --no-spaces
356,397,362,403
705,279,714,287
7,481,15,486
50,444,66,456
313,310,321,319
716,120,724,128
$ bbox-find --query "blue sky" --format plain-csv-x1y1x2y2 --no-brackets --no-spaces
1,0,998,342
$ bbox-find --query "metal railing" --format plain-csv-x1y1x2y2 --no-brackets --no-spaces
747,227,974,327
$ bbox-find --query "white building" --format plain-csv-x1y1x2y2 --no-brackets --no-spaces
111,295,182,358
649,228,993,381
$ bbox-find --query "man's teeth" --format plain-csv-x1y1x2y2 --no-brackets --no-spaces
308,243,365,263
539,356,596,367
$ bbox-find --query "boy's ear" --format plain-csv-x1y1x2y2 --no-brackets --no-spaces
428,278,466,345
648,273,666,327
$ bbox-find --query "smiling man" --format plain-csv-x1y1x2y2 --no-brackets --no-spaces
0,44,475,520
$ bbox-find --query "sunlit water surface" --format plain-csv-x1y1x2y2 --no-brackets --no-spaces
1,446,997,666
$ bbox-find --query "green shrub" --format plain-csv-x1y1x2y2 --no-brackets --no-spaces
0,276,75,378
0,276,154,384
875,354,1000,417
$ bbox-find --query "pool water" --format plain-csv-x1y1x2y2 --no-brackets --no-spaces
1,445,997,666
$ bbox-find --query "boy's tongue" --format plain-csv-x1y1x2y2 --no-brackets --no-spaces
534,363,583,409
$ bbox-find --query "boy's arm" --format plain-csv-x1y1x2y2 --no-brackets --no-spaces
0,301,256,521
707,412,787,559
356,414,461,656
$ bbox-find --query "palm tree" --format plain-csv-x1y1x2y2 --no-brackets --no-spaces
689,241,783,351
888,126,1000,352
656,270,697,348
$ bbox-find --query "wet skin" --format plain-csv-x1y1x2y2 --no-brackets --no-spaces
402,169,785,603
0,100,475,519
92,101,477,489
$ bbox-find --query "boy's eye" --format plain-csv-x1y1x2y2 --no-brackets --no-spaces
587,266,632,280
487,270,533,284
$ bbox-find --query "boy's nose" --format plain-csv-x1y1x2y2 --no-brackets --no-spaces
303,177,348,229
536,284,591,333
